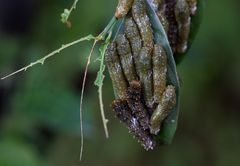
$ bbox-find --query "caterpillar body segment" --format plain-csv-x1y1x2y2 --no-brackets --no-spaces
152,44,167,103
186,0,197,15
132,0,153,49
116,34,138,82
174,0,191,53
112,99,156,150
126,80,150,130
105,42,128,99
150,85,176,135
115,0,134,19
136,47,153,109
124,17,142,77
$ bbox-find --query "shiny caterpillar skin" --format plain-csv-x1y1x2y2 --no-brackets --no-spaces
107,0,178,149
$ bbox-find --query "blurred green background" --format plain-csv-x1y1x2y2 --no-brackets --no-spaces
0,0,240,165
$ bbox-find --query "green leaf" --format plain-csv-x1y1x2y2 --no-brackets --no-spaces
146,0,180,144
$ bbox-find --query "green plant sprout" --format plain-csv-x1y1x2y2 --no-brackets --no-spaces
60,0,79,27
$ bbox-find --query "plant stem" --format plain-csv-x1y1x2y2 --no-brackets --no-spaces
79,40,97,161
1,35,95,80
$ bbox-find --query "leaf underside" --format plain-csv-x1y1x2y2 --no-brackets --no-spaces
145,0,180,144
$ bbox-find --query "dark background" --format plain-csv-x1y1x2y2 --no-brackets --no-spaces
0,0,240,165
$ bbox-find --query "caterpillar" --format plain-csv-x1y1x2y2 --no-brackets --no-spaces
112,99,156,150
131,0,154,109
124,17,142,77
116,34,138,82
164,0,179,53
157,11,170,32
137,47,153,109
112,99,133,124
152,44,167,103
152,0,165,11
132,0,153,49
105,42,128,99
150,85,176,135
187,0,197,15
126,80,150,130
175,0,191,53
124,17,142,57
153,0,198,54
152,0,170,32
115,0,134,19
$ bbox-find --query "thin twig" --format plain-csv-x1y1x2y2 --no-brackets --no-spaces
79,18,116,159
79,40,97,161
1,35,95,80
95,33,112,139
98,75,109,138
66,0,79,20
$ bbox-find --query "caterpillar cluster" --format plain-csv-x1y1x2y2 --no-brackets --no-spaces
155,0,197,53
106,0,179,150
116,0,198,54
